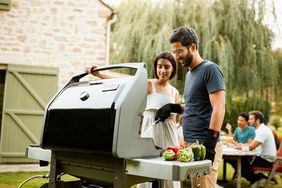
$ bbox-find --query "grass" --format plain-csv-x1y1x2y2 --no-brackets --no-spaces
0,172,79,188
0,162,281,188
0,171,48,188
216,163,282,188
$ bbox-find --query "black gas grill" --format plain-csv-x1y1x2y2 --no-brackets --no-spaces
35,63,211,188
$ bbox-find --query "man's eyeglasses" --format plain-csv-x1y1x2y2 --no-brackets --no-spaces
172,45,191,56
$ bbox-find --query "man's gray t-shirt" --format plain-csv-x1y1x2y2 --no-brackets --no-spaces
183,60,225,142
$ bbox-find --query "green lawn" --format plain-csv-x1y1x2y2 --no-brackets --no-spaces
0,172,78,188
216,162,282,188
0,162,281,188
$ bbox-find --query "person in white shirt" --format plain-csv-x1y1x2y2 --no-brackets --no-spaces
237,111,277,185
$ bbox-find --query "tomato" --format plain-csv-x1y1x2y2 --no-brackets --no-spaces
166,146,179,160
166,146,179,154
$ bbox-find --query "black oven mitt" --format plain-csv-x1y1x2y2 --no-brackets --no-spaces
155,103,182,122
203,129,220,162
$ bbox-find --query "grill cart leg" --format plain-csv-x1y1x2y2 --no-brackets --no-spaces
113,161,123,188
48,152,70,188
49,152,60,188
48,152,82,188
113,160,149,188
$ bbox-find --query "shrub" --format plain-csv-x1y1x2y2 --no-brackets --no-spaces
223,96,271,132
269,115,281,130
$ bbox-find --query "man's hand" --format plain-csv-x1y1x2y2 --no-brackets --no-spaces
236,143,243,150
155,103,182,122
203,129,219,162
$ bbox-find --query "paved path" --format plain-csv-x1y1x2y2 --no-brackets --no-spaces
0,164,49,172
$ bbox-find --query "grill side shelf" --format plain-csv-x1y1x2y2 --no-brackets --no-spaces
125,157,211,181
26,147,211,182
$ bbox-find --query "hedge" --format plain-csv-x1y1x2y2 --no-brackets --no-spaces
223,96,271,131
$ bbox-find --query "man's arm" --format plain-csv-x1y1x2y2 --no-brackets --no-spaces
209,90,226,131
248,140,261,150
203,90,225,162
237,140,261,150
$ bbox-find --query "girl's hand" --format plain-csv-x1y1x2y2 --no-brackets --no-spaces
84,64,100,77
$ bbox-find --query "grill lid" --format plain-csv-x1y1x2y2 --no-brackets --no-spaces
40,63,162,158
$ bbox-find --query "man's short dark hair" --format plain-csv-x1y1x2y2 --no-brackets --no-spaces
249,111,264,123
153,51,177,80
238,112,249,121
169,26,199,49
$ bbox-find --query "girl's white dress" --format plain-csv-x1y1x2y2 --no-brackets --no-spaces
137,80,180,188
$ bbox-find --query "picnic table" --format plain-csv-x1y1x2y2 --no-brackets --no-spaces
221,145,257,188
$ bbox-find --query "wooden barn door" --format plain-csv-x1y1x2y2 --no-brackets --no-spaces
0,64,58,163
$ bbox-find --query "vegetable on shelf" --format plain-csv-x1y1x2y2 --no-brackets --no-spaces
163,149,176,161
162,141,206,162
190,140,206,161
176,148,194,162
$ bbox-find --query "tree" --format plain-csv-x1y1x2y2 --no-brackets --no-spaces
110,0,278,101
273,48,282,115
110,0,175,83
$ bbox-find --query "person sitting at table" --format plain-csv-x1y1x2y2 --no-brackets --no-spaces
224,112,256,178
225,112,255,144
237,111,277,186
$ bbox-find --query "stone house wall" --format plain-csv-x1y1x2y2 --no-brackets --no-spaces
0,0,112,87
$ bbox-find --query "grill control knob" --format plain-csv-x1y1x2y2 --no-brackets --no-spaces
80,91,89,101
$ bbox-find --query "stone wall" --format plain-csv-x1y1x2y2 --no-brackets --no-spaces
0,0,112,87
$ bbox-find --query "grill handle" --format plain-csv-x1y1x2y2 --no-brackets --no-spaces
69,63,147,84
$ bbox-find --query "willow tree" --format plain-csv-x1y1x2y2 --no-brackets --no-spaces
110,0,175,79
274,49,282,101
204,0,278,100
110,0,278,101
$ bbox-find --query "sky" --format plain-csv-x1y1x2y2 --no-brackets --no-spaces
103,0,282,49
264,0,282,49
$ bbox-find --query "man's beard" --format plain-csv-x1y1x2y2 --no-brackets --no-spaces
180,52,193,67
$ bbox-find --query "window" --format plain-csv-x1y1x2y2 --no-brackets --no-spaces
0,0,11,11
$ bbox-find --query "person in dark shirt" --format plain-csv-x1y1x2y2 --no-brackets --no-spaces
155,26,225,187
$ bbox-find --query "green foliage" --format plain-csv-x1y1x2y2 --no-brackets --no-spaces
110,0,279,102
274,102,282,116
224,96,271,130
269,115,281,130
203,0,278,98
274,49,282,103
